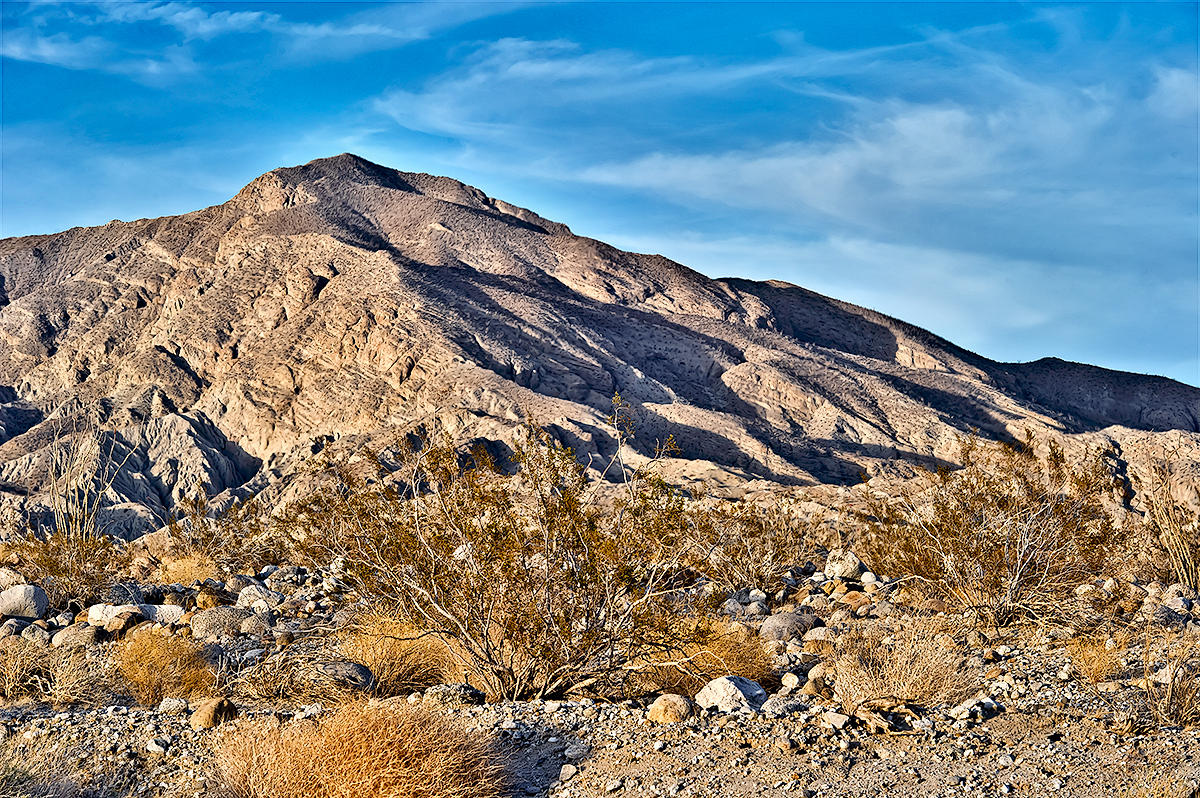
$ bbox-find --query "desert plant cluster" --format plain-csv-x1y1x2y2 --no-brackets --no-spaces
0,414,1197,797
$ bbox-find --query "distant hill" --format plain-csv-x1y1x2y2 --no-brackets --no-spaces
1,154,1196,536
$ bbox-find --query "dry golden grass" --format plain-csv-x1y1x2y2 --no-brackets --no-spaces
832,621,976,714
0,739,80,798
337,614,452,697
1140,632,1200,729
0,642,106,707
113,631,214,706
0,733,139,798
155,553,219,585
212,702,507,798
628,620,777,696
1068,633,1127,684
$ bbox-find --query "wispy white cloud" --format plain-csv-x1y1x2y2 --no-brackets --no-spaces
366,18,1197,380
2,1,518,78
1149,65,1200,121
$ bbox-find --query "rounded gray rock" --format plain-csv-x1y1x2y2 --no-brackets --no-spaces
0,584,49,620
759,611,824,641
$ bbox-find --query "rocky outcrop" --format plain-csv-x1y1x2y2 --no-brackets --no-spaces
0,153,1197,536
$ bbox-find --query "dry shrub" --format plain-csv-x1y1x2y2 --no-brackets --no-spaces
629,620,776,695
685,501,825,592
212,702,507,798
1138,456,1200,591
1140,632,1200,728
113,631,214,705
8,531,126,613
0,739,80,798
281,411,717,700
864,433,1121,626
832,621,976,714
155,553,219,585
0,734,138,798
1067,633,1126,684
167,488,289,575
231,645,369,706
338,614,453,696
9,430,134,611
0,643,106,707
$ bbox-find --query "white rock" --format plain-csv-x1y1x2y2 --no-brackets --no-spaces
694,676,767,713
235,584,285,609
0,585,49,620
823,549,865,580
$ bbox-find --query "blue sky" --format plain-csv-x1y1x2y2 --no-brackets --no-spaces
2,2,1197,384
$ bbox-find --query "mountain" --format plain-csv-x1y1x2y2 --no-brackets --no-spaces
1,153,1197,536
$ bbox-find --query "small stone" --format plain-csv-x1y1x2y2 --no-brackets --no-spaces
51,624,103,648
190,697,238,730
559,764,578,782
647,693,693,724
145,738,168,755
744,600,770,616
157,697,189,714
605,779,624,793
695,676,767,713
423,683,486,706
235,584,286,610
823,550,865,580
759,612,823,642
821,710,851,729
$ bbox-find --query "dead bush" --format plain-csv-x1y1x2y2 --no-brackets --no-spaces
627,619,776,696
113,631,214,705
282,408,715,700
0,739,79,798
685,500,825,592
154,553,219,585
1067,633,1126,684
166,488,285,576
864,433,1121,626
337,614,453,697
1138,456,1200,592
212,702,507,798
1139,632,1200,728
9,431,134,611
832,621,976,715
0,642,106,707
0,734,138,798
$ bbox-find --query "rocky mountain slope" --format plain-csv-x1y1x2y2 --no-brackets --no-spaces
0,154,1196,536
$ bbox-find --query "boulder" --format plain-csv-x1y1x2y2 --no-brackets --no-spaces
87,603,184,626
309,660,375,693
647,693,694,723
235,585,286,610
0,568,25,591
191,607,255,640
1150,605,1189,631
103,610,146,638
190,697,238,730
694,676,767,713
20,623,50,646
423,683,486,707
224,575,260,594
823,549,865,580
760,695,807,718
759,612,824,642
0,585,49,620
51,624,104,648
